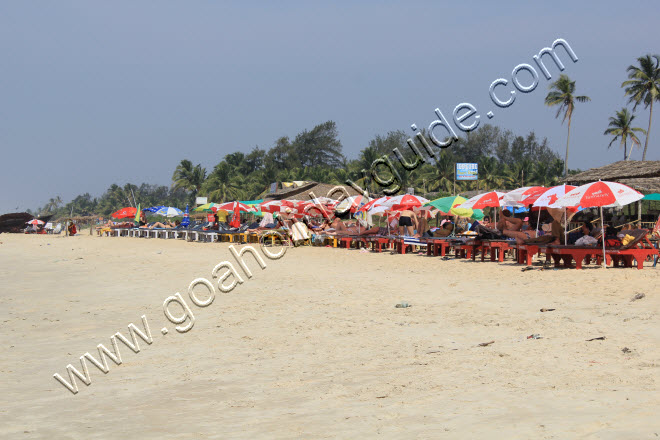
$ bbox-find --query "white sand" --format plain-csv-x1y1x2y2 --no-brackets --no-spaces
1,233,658,439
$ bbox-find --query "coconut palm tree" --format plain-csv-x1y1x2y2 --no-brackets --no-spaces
604,108,646,160
172,160,207,202
203,162,245,202
622,54,660,161
544,74,591,178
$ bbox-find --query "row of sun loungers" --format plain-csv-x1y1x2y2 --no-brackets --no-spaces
101,225,658,270
320,230,658,270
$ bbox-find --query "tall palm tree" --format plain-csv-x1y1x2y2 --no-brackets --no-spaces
203,162,244,202
622,54,660,161
604,108,646,160
544,74,591,178
172,160,207,202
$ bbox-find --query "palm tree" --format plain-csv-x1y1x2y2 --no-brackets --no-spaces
172,160,207,202
622,54,660,160
544,74,591,178
604,108,646,160
203,162,244,202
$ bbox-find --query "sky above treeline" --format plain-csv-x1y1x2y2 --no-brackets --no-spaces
1,1,659,213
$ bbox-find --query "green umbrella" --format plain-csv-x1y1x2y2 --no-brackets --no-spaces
424,196,467,213
470,209,485,220
642,193,660,201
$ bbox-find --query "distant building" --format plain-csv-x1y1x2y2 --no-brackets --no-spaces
262,181,362,201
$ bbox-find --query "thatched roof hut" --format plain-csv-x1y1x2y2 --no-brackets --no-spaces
566,160,660,193
263,181,361,201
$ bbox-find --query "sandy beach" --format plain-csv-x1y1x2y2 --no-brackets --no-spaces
1,233,658,439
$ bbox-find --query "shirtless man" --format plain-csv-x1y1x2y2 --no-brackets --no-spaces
496,209,523,232
398,209,419,236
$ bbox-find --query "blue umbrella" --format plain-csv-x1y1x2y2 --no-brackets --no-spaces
181,205,190,227
144,206,165,213
154,206,184,217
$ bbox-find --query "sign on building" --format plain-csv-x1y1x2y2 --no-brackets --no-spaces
195,197,208,205
456,163,478,181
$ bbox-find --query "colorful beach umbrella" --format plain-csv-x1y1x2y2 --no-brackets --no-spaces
154,206,184,217
111,207,137,219
27,219,44,225
143,206,165,213
531,184,577,208
134,204,141,224
259,200,293,213
424,195,466,214
642,193,660,201
555,181,644,267
194,202,219,212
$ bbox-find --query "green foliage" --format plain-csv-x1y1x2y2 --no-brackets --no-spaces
37,120,571,217
622,54,660,160
604,108,646,160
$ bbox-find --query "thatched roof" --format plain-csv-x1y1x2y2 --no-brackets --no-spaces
263,181,361,201
566,161,660,192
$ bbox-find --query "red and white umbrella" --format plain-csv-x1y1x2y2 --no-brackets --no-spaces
357,196,391,213
457,191,506,210
555,181,644,267
502,186,546,207
27,219,45,225
335,194,371,213
213,201,256,212
554,181,644,209
531,184,576,208
259,200,293,213
381,194,429,211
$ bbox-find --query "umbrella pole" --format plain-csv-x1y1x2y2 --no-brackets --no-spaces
564,208,567,245
600,206,606,268
536,208,541,235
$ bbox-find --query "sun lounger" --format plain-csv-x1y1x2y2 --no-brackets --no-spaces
394,237,427,254
479,239,515,262
419,237,457,257
543,229,657,269
365,235,394,252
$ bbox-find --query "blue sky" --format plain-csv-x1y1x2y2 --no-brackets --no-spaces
1,1,659,213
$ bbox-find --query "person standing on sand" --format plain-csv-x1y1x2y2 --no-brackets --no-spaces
398,209,418,236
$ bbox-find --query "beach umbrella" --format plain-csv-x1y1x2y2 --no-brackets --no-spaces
382,194,429,211
111,207,137,219
213,201,256,213
642,193,660,201
457,191,506,226
27,219,44,225
531,184,576,208
154,206,184,217
228,202,242,228
357,196,391,213
181,204,190,227
194,202,219,212
259,200,293,213
424,195,466,213
502,186,546,207
335,195,371,213
144,206,165,213
134,204,141,225
554,181,644,267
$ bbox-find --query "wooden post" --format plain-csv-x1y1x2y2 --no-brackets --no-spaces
638,200,642,223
